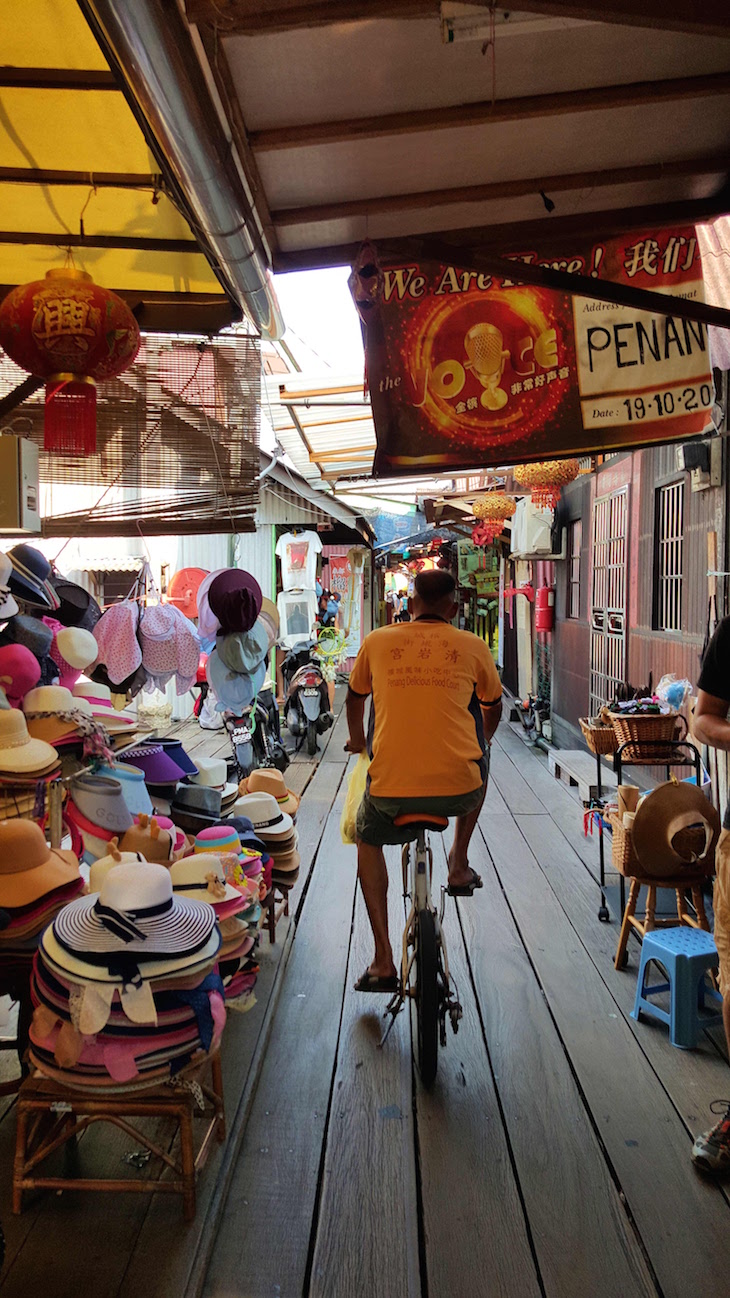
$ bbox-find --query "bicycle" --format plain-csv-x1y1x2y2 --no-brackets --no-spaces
381,812,462,1087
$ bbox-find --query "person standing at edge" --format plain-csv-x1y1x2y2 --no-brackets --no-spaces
344,568,502,992
692,620,730,1174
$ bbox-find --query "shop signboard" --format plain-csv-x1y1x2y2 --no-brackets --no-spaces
364,227,714,476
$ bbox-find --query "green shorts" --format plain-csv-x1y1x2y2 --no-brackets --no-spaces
355,752,489,847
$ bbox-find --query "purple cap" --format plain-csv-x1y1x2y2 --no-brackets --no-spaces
208,570,262,634
122,744,187,787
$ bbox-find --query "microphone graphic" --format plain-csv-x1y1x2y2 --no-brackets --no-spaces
464,323,510,410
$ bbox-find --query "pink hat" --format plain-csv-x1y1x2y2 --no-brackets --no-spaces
196,568,228,641
0,643,41,708
93,603,143,685
139,603,200,694
45,617,98,691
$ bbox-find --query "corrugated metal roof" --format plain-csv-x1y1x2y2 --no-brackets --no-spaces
263,371,376,485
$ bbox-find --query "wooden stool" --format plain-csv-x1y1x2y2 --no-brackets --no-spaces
12,1050,225,1221
264,884,291,944
614,874,710,970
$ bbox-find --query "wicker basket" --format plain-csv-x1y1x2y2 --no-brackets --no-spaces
579,717,618,755
608,710,685,762
607,809,640,876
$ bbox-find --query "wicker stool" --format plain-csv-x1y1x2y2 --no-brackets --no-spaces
613,873,710,969
13,1050,224,1221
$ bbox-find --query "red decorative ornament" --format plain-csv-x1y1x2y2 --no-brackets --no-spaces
0,268,140,455
471,491,516,546
513,459,579,510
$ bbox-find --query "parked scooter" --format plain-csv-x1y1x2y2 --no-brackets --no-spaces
225,688,289,779
282,639,334,756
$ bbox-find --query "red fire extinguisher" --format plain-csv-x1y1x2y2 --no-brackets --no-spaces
535,584,555,632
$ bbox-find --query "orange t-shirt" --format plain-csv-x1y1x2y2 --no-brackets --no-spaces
348,618,502,798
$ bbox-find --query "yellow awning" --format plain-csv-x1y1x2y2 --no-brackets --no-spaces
0,0,233,323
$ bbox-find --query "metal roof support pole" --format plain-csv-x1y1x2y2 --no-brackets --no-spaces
79,0,284,340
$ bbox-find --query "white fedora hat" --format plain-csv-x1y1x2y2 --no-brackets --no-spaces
234,791,293,838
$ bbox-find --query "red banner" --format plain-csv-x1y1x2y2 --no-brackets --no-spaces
363,228,714,476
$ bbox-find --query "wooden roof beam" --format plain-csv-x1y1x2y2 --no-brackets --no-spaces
0,167,160,188
272,155,729,227
185,0,730,38
272,194,730,273
250,71,730,151
0,67,118,90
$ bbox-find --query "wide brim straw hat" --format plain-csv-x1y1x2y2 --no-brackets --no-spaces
632,780,720,876
169,853,241,905
0,819,80,907
52,860,215,958
0,709,58,774
234,791,294,838
41,925,222,986
239,768,300,818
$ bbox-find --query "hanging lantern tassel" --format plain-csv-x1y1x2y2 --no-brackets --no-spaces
513,459,579,510
471,491,517,547
45,374,97,455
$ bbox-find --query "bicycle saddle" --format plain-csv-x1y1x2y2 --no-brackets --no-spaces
393,813,449,830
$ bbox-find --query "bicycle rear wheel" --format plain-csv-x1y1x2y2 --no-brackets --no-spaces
414,908,439,1087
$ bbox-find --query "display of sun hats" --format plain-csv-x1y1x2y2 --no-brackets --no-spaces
0,707,58,774
69,771,134,835
226,815,267,855
130,813,187,858
53,859,216,959
169,854,240,905
195,568,228,642
71,680,137,731
88,842,148,893
94,762,153,817
194,826,242,856
0,643,41,708
0,819,80,907
119,814,174,864
23,685,96,745
234,791,294,839
0,613,53,661
48,575,102,632
206,650,266,714
0,552,19,621
64,800,116,860
133,736,197,779
187,756,238,801
92,602,143,685
166,567,208,620
169,784,223,833
6,544,60,611
239,767,299,818
216,618,269,675
122,744,186,787
138,602,201,694
207,569,263,635
269,846,301,874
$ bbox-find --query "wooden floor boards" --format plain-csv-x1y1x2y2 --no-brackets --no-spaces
5,716,730,1298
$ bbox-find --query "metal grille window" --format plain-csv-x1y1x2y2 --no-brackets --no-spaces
654,482,684,632
568,519,582,618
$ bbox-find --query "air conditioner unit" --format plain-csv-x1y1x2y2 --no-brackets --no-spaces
0,435,41,535
510,498,553,558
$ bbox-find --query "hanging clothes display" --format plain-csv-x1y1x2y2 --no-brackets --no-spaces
275,531,322,592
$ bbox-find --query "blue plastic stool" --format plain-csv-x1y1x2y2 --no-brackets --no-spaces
631,927,723,1049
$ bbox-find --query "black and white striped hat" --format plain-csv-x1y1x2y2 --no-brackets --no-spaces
52,861,215,963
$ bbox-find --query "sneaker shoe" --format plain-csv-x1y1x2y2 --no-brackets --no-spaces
692,1101,730,1176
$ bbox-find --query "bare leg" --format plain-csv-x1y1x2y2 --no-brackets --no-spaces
356,841,396,978
448,780,487,887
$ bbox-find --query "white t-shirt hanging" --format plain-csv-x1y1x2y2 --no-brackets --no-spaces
276,530,322,592
277,590,319,649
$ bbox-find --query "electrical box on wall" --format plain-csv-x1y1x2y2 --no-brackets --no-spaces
0,436,41,535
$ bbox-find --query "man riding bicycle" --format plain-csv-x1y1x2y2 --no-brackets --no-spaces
345,568,502,992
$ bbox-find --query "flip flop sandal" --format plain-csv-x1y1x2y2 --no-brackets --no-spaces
447,868,483,897
354,970,400,994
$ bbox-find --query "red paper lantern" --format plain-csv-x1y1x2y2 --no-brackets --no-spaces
0,268,140,455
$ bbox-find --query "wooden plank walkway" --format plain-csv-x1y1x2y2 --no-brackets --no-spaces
3,712,730,1298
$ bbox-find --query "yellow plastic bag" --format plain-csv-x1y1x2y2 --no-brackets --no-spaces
340,751,370,845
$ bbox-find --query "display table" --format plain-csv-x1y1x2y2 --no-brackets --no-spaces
13,1050,224,1221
